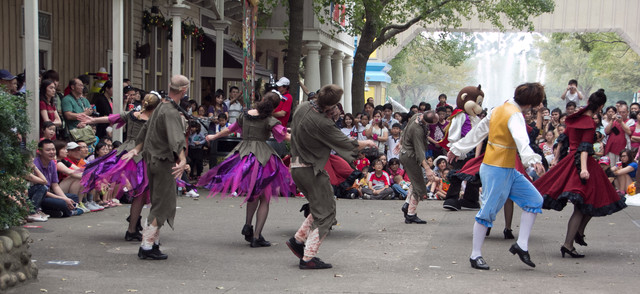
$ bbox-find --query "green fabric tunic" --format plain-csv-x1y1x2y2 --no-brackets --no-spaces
135,102,186,229
232,112,281,165
290,102,359,237
117,111,145,163
399,113,429,201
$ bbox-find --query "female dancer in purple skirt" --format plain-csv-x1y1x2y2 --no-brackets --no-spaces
79,92,161,241
198,91,295,247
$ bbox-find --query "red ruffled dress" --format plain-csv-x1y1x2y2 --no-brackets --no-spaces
534,109,626,216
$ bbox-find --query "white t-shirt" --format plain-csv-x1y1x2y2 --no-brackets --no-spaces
225,100,243,124
564,90,581,105
387,135,401,160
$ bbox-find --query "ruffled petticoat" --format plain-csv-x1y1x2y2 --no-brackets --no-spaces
197,152,295,203
81,150,150,204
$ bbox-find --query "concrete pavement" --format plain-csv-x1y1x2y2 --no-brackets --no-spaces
8,194,640,294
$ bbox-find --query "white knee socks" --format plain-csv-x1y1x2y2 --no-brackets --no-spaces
516,211,536,251
471,221,488,259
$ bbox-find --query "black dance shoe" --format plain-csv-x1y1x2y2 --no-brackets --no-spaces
469,256,490,270
405,214,427,224
401,202,409,218
250,235,271,247
286,237,305,258
459,199,480,210
509,243,535,268
443,198,461,211
485,227,491,237
574,233,588,246
126,215,144,232
299,257,332,269
561,245,585,258
241,224,253,243
503,229,515,240
125,230,142,242
138,245,168,260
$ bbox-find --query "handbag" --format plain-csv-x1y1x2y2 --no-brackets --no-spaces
69,125,97,145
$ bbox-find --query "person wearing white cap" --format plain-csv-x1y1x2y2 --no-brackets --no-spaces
273,77,293,127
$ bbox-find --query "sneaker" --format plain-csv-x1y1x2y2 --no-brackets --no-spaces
77,202,91,213
185,190,199,198
38,211,50,218
91,201,105,211
71,208,84,216
85,201,104,212
362,193,372,200
299,257,332,269
27,213,47,222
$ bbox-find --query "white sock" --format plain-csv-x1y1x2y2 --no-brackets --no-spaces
470,221,488,259
516,211,536,251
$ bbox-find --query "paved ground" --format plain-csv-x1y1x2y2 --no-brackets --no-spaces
8,193,640,294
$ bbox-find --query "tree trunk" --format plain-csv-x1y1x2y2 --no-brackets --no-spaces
285,0,304,110
351,20,377,113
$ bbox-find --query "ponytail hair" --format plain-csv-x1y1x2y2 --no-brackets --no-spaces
585,89,607,113
141,93,160,112
255,91,281,119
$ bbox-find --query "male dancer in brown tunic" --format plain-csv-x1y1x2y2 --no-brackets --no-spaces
286,84,375,269
124,75,189,260
399,111,439,223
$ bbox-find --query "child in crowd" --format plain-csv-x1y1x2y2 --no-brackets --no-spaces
598,156,616,184
361,160,394,200
387,123,402,160
40,121,56,141
387,158,409,199
356,166,370,198
355,150,370,171
594,132,605,159
188,121,207,180
540,130,555,164
433,168,451,200
554,124,566,142
216,113,230,133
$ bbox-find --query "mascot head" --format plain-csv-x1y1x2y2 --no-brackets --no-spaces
456,85,484,116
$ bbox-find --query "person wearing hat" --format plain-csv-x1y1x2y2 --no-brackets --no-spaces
273,77,293,127
598,156,616,183
0,69,18,95
122,75,190,260
286,84,375,269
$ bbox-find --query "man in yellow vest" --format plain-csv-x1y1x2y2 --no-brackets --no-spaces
447,83,546,270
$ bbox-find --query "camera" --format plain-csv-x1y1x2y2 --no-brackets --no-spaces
543,115,550,120
616,114,622,120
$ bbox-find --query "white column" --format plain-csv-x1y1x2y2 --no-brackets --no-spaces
112,0,124,141
320,47,334,87
25,0,39,144
212,21,229,91
332,51,344,105
342,56,353,114
170,2,190,77
304,42,322,93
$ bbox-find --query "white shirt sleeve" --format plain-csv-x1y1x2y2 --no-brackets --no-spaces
508,112,542,167
446,114,466,146
450,111,492,157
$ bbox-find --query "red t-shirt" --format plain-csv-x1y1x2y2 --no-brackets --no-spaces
39,101,58,139
355,158,370,171
274,91,293,127
368,171,391,189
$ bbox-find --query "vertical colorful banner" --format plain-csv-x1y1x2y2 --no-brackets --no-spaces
243,0,258,107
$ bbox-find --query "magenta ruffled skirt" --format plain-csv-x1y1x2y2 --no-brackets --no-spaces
81,150,150,203
197,153,295,203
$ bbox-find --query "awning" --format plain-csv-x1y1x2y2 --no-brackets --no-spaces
207,35,272,78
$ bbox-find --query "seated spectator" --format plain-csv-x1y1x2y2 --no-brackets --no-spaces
356,166,371,199
540,130,555,164
54,141,87,210
598,156,615,184
432,168,451,200
61,78,92,131
33,139,82,217
387,158,409,200
612,149,638,193
25,156,49,222
355,150,370,171
40,121,57,141
361,159,394,200
86,140,111,163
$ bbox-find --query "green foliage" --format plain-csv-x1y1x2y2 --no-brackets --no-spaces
388,33,475,106
0,88,32,229
535,32,640,107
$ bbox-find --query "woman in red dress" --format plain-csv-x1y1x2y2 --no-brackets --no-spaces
534,89,626,258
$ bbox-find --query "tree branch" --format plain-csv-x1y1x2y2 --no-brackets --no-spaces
375,0,453,48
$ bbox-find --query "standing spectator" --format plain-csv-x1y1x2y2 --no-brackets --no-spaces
365,111,389,159
560,79,584,106
188,121,206,180
93,81,113,138
355,113,369,141
436,93,450,108
273,77,293,127
226,86,244,124
39,79,63,138
387,123,402,160
340,113,358,139
418,102,430,113
540,130,556,164
605,104,632,165
381,103,399,129
33,139,81,217
363,102,375,119
428,107,449,158
61,78,92,131
546,108,562,133
207,90,228,132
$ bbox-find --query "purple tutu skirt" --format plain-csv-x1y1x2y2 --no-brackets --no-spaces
197,153,295,203
81,150,150,203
